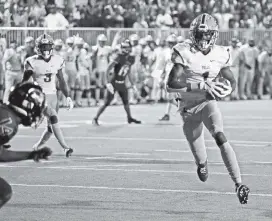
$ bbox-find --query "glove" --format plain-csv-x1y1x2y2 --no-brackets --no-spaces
30,147,52,162
203,80,232,98
106,83,114,94
66,97,74,110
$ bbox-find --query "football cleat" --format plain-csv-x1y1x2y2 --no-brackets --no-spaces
197,161,208,182
92,118,100,126
65,148,73,158
128,118,141,124
236,184,250,204
159,114,170,121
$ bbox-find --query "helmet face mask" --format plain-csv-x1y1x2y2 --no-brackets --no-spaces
36,34,54,60
190,13,219,52
39,44,53,59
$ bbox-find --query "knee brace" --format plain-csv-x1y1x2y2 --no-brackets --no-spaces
0,177,12,208
49,115,58,124
214,132,227,146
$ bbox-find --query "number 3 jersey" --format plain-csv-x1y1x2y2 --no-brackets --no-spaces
171,41,232,109
24,54,64,94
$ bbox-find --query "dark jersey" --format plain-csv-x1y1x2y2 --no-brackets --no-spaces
0,104,19,145
111,53,135,82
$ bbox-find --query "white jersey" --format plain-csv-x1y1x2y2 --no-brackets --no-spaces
239,44,259,68
131,45,142,65
24,54,64,94
75,48,89,75
171,42,232,109
229,46,241,67
92,45,111,72
258,51,272,73
152,47,172,79
64,46,77,71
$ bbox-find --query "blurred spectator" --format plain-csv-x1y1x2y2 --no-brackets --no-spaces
29,0,47,22
44,4,68,29
133,14,148,29
0,0,272,29
156,8,173,29
12,7,28,27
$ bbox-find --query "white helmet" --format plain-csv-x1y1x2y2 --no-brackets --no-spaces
145,35,153,42
166,34,177,43
83,42,89,49
129,34,139,42
25,36,34,44
74,37,84,45
177,36,184,43
54,39,63,46
97,34,107,42
65,37,74,45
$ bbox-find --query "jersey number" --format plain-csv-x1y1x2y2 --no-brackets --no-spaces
0,117,13,137
118,65,129,77
44,73,52,82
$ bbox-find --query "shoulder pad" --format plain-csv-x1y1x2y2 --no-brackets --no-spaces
171,42,191,66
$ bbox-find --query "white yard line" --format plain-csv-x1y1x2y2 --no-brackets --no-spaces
9,183,272,197
1,165,272,177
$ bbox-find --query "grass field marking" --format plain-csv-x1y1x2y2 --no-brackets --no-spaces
1,165,272,177
9,183,272,197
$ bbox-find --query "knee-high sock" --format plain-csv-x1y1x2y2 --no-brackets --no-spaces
95,88,100,102
51,123,69,149
124,104,132,119
94,104,108,120
165,102,172,115
70,88,75,101
219,142,242,184
75,89,83,104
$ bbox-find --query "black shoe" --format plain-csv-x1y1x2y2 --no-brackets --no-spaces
128,118,141,124
236,184,250,204
197,161,208,182
65,148,73,158
159,114,170,121
92,118,100,126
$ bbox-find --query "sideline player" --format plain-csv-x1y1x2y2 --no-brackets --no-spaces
166,13,250,204
92,34,112,105
2,40,22,104
23,34,74,157
156,34,178,121
64,37,77,103
93,40,141,125
0,81,52,209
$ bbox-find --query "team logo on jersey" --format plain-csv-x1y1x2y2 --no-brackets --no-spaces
202,65,210,70
0,118,13,137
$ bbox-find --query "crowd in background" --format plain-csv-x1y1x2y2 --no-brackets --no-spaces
1,0,272,29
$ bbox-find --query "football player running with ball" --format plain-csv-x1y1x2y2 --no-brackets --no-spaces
93,40,141,125
23,34,74,157
0,82,52,209
166,13,250,204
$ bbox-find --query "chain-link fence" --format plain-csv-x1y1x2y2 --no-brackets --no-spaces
0,27,272,46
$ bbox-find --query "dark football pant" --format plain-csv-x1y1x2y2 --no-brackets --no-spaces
182,100,241,184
